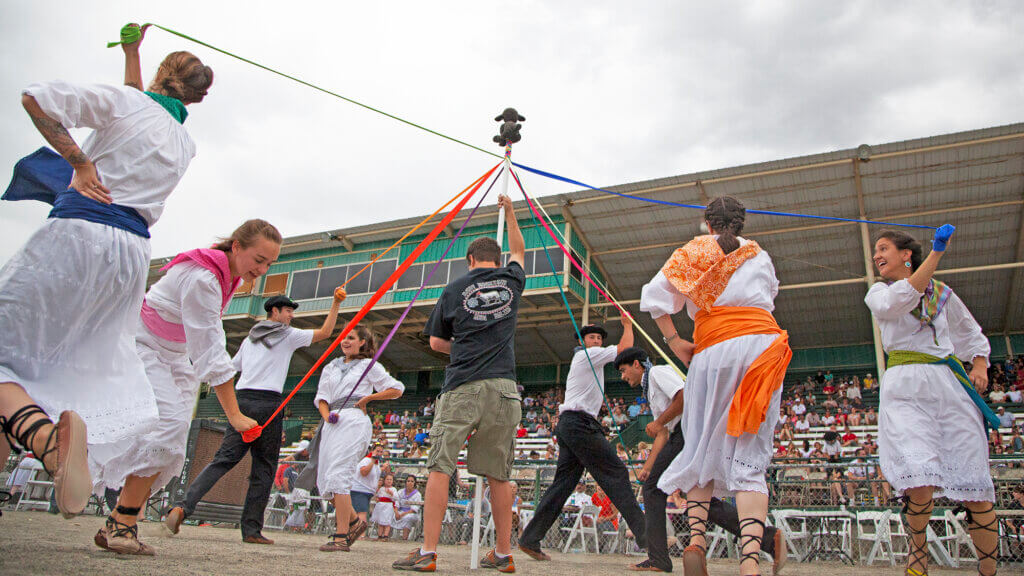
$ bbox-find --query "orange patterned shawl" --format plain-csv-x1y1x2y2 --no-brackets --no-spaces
661,235,762,312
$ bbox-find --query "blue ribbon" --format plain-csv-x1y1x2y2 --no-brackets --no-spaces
512,161,937,231
936,355,1002,431
3,147,149,238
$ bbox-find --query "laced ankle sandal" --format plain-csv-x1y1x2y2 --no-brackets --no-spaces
684,500,711,547
0,405,56,473
100,506,154,556
956,504,998,576
901,496,933,576
320,533,351,552
738,517,765,575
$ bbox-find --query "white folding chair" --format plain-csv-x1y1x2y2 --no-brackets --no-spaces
561,503,600,554
706,524,737,559
935,509,978,567
263,492,289,531
771,509,812,561
856,509,895,566
14,467,52,512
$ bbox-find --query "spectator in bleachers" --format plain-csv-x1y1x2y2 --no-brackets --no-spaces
990,429,1004,451
814,371,826,387
778,422,794,443
536,422,551,438
846,380,861,402
998,406,1015,429
798,440,813,458
544,444,557,461
807,410,822,427
865,406,878,426
792,397,806,418
841,423,858,447
1010,427,1024,453
822,410,836,427
612,406,629,427
566,480,591,508
822,426,841,461
862,372,875,390
990,384,1007,404
1008,386,1023,404
405,443,425,459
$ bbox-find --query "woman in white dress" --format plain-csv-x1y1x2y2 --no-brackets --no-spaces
865,226,998,576
371,473,400,540
640,197,790,576
90,219,282,556
297,325,404,552
392,475,423,540
0,32,212,518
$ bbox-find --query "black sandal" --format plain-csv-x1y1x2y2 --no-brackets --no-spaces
738,517,765,574
956,504,999,576
0,405,57,474
901,496,933,576
320,533,350,552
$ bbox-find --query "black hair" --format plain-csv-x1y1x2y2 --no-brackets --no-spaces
613,347,649,370
704,196,746,254
875,229,923,271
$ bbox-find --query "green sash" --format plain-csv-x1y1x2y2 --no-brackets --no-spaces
886,350,1000,431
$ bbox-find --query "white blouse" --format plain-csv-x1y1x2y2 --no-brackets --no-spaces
144,263,235,385
640,238,780,319
864,279,990,364
314,357,405,407
23,81,196,226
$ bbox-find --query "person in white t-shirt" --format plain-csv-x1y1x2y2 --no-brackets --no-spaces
518,318,645,561
166,290,346,544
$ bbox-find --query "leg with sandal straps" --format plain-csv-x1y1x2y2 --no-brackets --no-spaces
900,489,934,576
0,401,91,518
683,496,711,576
959,502,998,576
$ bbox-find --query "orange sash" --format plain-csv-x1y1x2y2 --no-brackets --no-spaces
693,306,792,437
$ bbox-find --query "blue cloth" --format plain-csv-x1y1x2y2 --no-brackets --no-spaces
3,147,149,238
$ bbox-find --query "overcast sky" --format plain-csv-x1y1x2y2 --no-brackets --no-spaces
2,1,1022,264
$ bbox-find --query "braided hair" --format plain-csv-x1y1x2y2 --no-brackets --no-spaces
704,196,746,254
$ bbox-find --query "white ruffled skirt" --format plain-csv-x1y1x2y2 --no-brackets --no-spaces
657,333,782,498
89,324,198,494
317,409,372,498
878,364,994,502
0,218,158,444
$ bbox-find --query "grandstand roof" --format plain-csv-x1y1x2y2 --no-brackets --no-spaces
156,122,1024,379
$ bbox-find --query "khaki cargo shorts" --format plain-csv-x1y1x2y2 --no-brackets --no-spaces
426,378,522,482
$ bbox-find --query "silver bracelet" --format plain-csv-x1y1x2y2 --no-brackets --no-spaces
663,332,679,344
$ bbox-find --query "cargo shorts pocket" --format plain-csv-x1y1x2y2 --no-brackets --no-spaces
496,390,523,427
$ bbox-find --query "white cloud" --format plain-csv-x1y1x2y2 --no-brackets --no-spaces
2,1,1022,263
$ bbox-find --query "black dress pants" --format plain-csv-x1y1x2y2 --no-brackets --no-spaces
520,410,647,549
180,389,283,538
643,427,778,571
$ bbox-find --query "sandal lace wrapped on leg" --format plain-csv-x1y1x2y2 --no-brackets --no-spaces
0,405,90,518
956,504,998,576
738,517,765,576
320,533,351,552
96,506,155,556
901,496,933,576
682,500,710,576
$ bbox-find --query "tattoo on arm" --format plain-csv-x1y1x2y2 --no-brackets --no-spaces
28,112,89,166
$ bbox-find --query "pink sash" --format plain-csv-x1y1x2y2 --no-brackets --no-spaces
140,248,242,342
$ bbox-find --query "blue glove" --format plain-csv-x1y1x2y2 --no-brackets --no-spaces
932,224,955,252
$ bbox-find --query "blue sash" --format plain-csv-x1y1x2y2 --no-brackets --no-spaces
3,147,149,238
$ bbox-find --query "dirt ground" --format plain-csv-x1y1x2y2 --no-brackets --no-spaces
0,510,985,575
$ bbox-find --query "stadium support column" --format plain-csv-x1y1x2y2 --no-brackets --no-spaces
582,252,591,325
853,159,886,378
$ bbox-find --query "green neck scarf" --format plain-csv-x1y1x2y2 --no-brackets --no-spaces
145,91,188,124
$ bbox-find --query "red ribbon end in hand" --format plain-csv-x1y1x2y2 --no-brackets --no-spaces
241,425,263,443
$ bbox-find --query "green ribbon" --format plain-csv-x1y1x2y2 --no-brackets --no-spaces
106,23,142,48
106,22,502,159
144,91,187,124
886,350,1001,431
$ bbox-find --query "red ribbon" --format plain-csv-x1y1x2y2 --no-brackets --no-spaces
241,162,500,442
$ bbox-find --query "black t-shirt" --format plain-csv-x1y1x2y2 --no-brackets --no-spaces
425,262,525,393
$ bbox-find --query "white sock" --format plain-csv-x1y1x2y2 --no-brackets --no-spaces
494,551,511,559
420,548,435,556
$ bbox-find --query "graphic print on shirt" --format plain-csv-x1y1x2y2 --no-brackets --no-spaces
462,280,514,322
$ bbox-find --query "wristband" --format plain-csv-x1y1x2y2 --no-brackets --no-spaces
663,332,679,344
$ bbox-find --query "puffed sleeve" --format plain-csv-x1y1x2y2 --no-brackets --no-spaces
179,268,236,386
640,271,688,319
864,280,922,320
944,292,991,365
314,362,338,407
23,81,135,131
367,363,405,394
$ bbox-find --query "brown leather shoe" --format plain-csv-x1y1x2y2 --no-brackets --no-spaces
772,529,787,575
243,534,275,545
681,544,708,576
518,543,550,561
103,517,156,556
164,506,185,535
51,411,91,518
